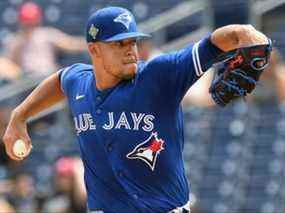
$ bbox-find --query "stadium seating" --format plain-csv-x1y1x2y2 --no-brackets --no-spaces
184,102,285,212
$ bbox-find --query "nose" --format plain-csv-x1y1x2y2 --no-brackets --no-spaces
126,43,137,56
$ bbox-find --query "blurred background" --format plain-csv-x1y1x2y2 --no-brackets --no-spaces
0,0,285,212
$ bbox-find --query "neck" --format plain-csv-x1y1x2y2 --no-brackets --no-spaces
93,64,121,91
21,27,35,37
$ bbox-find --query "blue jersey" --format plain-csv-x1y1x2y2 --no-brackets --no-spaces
60,37,218,212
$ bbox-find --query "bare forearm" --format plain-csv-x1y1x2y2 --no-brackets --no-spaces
211,24,268,52
56,37,86,52
13,72,65,121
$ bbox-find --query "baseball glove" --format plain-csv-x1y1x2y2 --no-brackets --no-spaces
209,40,272,107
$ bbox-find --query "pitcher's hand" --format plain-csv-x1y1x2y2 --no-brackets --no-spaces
2,111,32,161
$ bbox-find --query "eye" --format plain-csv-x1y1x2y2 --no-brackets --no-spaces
110,41,122,47
118,41,125,47
115,40,137,48
131,40,137,47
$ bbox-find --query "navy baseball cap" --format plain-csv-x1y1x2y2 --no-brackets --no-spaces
86,7,150,43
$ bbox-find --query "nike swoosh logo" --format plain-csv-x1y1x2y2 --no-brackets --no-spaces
75,94,85,100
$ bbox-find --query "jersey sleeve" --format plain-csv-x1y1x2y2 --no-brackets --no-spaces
143,36,223,105
58,63,85,96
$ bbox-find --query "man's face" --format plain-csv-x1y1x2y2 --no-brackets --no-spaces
95,38,139,80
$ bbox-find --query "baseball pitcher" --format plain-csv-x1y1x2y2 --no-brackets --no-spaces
3,6,271,213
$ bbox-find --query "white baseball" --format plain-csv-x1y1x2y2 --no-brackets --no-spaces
13,139,27,158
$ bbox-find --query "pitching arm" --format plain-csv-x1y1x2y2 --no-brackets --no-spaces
12,71,65,120
211,24,269,52
2,71,65,161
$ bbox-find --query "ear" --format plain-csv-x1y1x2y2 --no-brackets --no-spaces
87,43,100,57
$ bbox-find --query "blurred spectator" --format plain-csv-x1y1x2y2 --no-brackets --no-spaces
0,57,20,84
182,70,215,108
137,38,162,61
6,172,38,213
0,198,15,213
3,1,86,79
0,177,13,195
42,157,86,213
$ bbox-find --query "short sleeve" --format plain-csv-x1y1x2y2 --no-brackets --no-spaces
59,65,74,94
58,63,88,96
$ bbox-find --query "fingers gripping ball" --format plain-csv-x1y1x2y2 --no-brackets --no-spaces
209,40,273,107
13,139,27,158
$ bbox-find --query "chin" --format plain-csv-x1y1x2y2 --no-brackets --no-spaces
123,63,137,79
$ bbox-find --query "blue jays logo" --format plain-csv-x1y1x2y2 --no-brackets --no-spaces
114,12,132,30
126,132,165,171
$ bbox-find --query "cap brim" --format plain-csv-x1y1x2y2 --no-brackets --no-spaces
103,32,151,42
